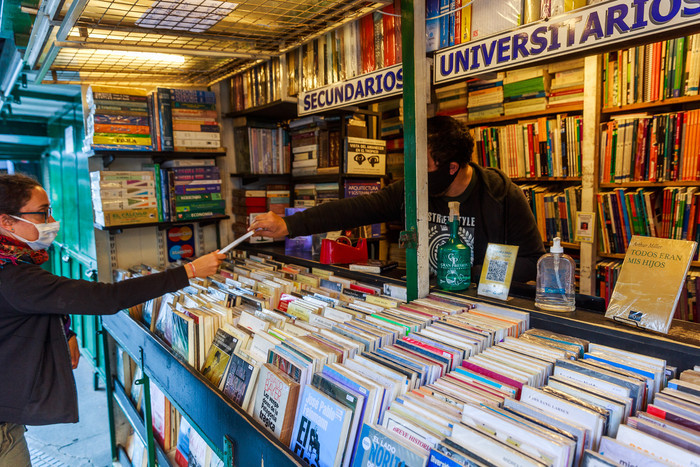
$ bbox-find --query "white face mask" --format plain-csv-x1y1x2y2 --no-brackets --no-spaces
9,215,60,251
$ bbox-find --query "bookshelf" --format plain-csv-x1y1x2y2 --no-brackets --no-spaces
465,104,584,126
94,215,230,233
601,94,700,115
92,150,225,168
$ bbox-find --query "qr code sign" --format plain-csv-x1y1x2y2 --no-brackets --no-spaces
485,259,508,282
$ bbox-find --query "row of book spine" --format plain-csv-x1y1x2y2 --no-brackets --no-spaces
603,33,700,108
596,187,700,256
520,185,581,244
88,87,221,152
471,113,583,179
599,109,700,183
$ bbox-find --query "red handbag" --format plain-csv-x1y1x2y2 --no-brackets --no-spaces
319,237,368,264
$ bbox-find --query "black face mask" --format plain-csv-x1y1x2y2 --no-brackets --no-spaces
428,162,458,196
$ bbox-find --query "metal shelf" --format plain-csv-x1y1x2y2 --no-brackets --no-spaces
94,215,230,232
112,380,171,467
102,311,304,467
38,0,390,86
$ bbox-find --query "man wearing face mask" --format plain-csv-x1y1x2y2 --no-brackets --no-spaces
0,174,226,465
251,115,545,283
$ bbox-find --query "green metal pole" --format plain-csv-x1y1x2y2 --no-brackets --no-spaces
99,324,118,462
139,351,157,467
402,0,419,301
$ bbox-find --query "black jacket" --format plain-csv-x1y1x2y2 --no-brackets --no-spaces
0,263,189,425
284,163,545,282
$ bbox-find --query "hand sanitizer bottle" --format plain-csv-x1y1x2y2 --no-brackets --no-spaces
437,201,471,291
535,237,576,312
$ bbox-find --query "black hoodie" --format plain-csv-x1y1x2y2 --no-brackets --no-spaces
0,263,188,425
284,162,545,282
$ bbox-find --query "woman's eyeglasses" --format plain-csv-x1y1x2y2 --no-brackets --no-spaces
17,207,52,224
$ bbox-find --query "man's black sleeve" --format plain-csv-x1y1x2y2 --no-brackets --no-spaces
284,181,405,237
507,183,546,283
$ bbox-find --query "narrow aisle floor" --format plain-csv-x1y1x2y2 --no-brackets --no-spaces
26,358,113,467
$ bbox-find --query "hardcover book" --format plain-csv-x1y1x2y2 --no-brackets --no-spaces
605,235,697,333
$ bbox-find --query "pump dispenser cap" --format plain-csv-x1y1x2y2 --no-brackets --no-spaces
551,237,564,254
448,201,460,222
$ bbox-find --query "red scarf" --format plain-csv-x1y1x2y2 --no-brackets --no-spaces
0,234,48,265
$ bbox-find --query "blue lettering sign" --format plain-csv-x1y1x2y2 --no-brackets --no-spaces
580,11,604,43
606,4,630,35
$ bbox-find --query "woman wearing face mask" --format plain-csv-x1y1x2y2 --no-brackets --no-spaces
0,174,226,466
249,115,545,283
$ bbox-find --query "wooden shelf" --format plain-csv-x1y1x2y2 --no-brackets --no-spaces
95,215,230,233
92,150,225,167
465,104,583,126
602,95,700,115
224,99,298,121
513,177,581,183
599,181,700,188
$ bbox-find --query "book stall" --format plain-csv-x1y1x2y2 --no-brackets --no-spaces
5,0,700,466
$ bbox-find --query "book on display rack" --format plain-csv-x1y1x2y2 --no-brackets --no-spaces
113,247,700,467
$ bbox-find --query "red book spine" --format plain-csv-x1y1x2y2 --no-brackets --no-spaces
360,15,375,74
382,4,396,67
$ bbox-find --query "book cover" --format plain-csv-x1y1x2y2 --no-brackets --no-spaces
290,385,353,467
352,423,428,467
605,235,697,333
222,352,259,411
253,363,300,444
200,328,239,387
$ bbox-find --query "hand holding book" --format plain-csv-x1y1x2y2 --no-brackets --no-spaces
185,250,226,278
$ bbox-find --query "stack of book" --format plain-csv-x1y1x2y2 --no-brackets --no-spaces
90,170,158,227
315,182,340,205
89,87,153,151
293,183,317,208
603,33,700,107
266,186,291,216
151,88,221,152
467,74,504,122
289,116,326,177
548,58,585,109
435,81,468,120
231,189,266,237
161,159,224,222
503,66,550,116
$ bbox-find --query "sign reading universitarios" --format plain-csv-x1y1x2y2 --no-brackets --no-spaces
435,0,700,84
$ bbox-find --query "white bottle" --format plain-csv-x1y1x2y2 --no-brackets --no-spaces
535,237,576,312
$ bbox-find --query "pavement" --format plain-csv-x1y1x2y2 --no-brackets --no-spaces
25,357,114,467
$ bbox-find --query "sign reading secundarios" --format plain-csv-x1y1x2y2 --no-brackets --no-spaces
435,0,700,84
298,64,403,116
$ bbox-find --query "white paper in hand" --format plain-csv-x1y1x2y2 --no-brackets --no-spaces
219,230,256,254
